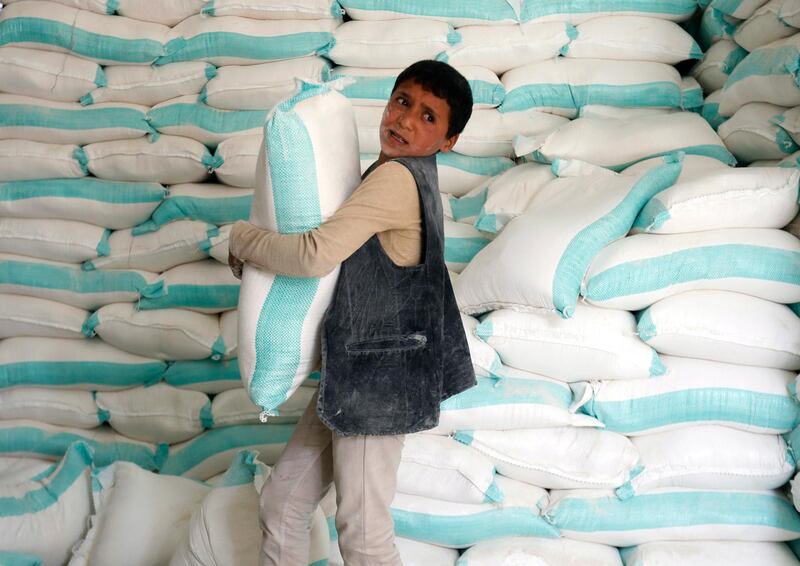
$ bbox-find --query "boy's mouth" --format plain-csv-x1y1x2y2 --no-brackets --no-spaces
388,129,407,145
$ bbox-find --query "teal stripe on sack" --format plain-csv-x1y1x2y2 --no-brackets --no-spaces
520,0,695,21
160,424,295,476
0,103,152,134
552,158,682,318
163,359,240,388
450,188,488,222
444,236,490,264
469,79,505,107
138,283,240,311
335,75,394,102
147,101,267,136
607,145,735,171
722,44,748,74
550,490,800,534
149,194,252,227
437,152,514,177
776,127,799,155
441,375,572,412
0,551,42,566
636,308,658,342
0,441,92,518
0,17,163,63
0,259,149,295
249,83,325,413
700,101,727,131
338,0,519,21
156,32,334,65
581,388,800,434
584,244,800,302
392,506,559,547
217,450,257,487
727,44,800,89
0,426,166,470
632,197,671,232
790,303,800,317
500,82,682,113
0,178,165,204
0,361,165,389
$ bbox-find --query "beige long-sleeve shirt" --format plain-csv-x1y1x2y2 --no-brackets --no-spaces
228,161,423,277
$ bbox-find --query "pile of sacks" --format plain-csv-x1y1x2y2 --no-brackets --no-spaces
1,0,800,565
690,0,800,165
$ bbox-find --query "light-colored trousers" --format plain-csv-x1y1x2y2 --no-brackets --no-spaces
259,392,405,566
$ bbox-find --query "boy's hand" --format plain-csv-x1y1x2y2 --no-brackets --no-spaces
228,251,244,280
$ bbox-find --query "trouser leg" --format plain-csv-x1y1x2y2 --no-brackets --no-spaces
260,392,333,566
332,432,405,566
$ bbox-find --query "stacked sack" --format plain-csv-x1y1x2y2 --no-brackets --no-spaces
0,0,341,563
691,0,800,164
1,1,800,565
319,1,796,565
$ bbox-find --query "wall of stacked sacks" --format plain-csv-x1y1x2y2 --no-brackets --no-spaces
0,0,799,565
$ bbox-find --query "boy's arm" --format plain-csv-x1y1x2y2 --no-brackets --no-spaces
229,161,419,277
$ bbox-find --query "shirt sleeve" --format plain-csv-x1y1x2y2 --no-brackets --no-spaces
228,161,420,277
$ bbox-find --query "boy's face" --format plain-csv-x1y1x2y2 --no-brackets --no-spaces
378,80,459,161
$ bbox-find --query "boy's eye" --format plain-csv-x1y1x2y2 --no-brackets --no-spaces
424,113,434,123
396,96,407,106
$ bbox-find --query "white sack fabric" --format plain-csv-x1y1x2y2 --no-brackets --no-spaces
477,305,664,382
157,15,337,66
428,367,602,434
718,102,799,163
0,442,94,566
572,355,800,435
456,537,623,566
0,1,171,65
0,140,87,182
238,81,359,415
84,135,216,185
499,58,684,117
202,57,330,110
0,336,166,391
545,487,800,546
620,541,800,566
516,111,735,171
0,253,157,310
631,166,800,233
83,303,224,361
564,16,701,64
0,178,166,230
0,95,153,145
69,460,210,566
720,35,800,117
455,157,681,318
439,22,571,75
327,19,457,68
617,426,796,498
336,0,520,26
637,290,800,370
582,228,800,311
83,62,215,106
83,220,216,272
0,217,109,263
0,46,103,102
455,427,639,490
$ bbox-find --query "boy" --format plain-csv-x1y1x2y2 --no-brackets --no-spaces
228,60,476,566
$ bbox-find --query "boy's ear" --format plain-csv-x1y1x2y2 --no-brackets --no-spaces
439,133,459,153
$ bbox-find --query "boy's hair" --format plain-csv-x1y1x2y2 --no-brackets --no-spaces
392,60,473,138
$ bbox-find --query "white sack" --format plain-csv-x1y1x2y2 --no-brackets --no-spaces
583,228,800,310
637,290,800,370
0,46,102,102
0,140,87,182
0,336,166,391
238,82,359,415
83,303,224,361
84,135,216,185
84,62,215,106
